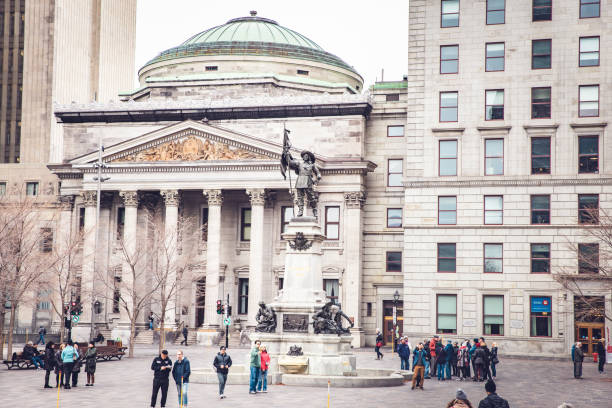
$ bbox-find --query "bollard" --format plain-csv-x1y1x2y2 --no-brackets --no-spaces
180,376,184,408
56,371,62,408
327,379,330,408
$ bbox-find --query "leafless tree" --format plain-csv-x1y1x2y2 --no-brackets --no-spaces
0,192,57,358
555,207,612,323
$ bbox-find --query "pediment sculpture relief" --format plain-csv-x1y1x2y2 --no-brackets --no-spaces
113,135,268,162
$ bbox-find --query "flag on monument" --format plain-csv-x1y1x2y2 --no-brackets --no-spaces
280,128,291,180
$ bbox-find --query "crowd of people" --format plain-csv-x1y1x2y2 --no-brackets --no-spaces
389,334,499,388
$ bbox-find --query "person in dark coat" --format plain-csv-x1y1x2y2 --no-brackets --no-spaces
375,329,384,360
398,337,411,370
452,341,459,377
473,345,486,382
43,341,56,388
54,344,64,388
573,342,584,379
172,350,190,407
490,343,499,379
596,339,606,374
411,343,426,390
213,346,232,399
480,341,492,380
437,341,447,381
180,324,188,346
478,379,509,408
71,343,82,387
85,342,97,386
151,350,172,407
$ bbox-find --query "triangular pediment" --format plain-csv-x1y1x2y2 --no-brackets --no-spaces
70,120,285,165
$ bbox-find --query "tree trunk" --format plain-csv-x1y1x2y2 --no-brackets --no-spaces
0,309,5,360
6,305,16,358
128,318,136,358
159,315,165,355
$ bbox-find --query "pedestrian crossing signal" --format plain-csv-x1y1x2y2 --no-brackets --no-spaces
216,300,223,314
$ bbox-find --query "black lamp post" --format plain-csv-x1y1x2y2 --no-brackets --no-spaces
393,290,400,353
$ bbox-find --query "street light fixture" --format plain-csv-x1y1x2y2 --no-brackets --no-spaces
392,290,400,354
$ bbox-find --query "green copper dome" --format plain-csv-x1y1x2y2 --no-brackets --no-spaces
142,13,358,74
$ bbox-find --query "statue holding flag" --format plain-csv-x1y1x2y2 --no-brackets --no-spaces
280,128,321,219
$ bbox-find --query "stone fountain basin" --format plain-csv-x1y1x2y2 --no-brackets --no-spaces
281,368,407,388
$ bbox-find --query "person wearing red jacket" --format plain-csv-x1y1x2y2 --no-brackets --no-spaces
257,345,271,393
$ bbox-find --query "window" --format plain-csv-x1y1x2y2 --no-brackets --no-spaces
386,251,402,272
531,137,551,174
531,195,551,224
440,45,459,74
484,244,503,273
439,140,458,176
116,207,125,240
486,0,505,24
485,139,503,175
578,135,598,173
579,85,599,117
281,206,294,236
437,294,457,334
386,94,400,102
240,208,251,241
532,0,552,21
79,207,85,232
532,39,551,69
387,159,403,187
580,0,600,18
297,69,309,75
438,196,457,225
484,196,503,225
0,182,5,196
325,206,340,240
323,279,339,302
440,91,458,122
530,296,552,337
201,207,209,241
438,243,456,273
37,301,51,311
205,65,218,71
578,243,599,274
387,208,402,228
531,244,551,273
26,181,38,196
579,37,599,67
531,87,551,118
278,278,284,291
485,43,505,72
441,0,460,27
387,125,404,137
485,90,504,120
484,295,504,335
238,278,249,314
578,194,599,224
40,228,53,252
367,303,372,317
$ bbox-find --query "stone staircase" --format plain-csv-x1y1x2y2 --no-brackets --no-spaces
98,328,112,342
173,330,197,345
218,329,247,349
134,330,154,345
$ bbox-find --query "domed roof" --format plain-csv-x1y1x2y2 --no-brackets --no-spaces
142,12,358,75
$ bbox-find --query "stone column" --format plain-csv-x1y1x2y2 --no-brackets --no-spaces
79,191,97,328
160,190,180,328
52,195,74,331
116,191,139,335
246,189,266,328
202,189,223,329
343,191,366,348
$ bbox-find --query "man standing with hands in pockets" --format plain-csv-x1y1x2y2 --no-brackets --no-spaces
151,349,172,408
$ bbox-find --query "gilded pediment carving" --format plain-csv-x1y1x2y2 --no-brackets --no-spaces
112,135,268,162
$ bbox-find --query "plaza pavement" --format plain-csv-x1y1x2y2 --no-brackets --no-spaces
1,343,610,408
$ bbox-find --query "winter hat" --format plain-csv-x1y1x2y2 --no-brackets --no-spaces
456,389,468,401
485,379,496,393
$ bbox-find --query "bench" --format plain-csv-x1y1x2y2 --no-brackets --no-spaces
94,345,127,361
2,352,37,370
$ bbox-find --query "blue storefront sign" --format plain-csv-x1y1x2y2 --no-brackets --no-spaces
531,297,551,313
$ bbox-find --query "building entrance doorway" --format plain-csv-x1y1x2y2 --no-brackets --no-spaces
574,296,605,356
195,277,206,327
383,300,403,345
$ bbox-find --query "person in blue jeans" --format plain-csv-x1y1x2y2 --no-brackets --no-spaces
398,338,410,371
443,339,454,379
257,345,270,392
249,340,261,394
172,350,190,407
436,341,447,381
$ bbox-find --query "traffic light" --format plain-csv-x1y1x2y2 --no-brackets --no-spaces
70,301,77,316
227,306,232,317
216,300,223,314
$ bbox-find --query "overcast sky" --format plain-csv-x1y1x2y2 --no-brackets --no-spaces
135,0,408,90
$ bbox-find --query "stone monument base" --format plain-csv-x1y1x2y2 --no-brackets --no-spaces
250,332,356,376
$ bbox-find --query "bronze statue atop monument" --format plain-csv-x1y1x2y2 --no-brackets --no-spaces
280,128,322,219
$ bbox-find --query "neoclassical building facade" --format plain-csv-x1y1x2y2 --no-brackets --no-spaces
43,13,407,347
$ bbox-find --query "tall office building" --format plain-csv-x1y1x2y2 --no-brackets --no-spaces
0,0,136,190
404,0,611,357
